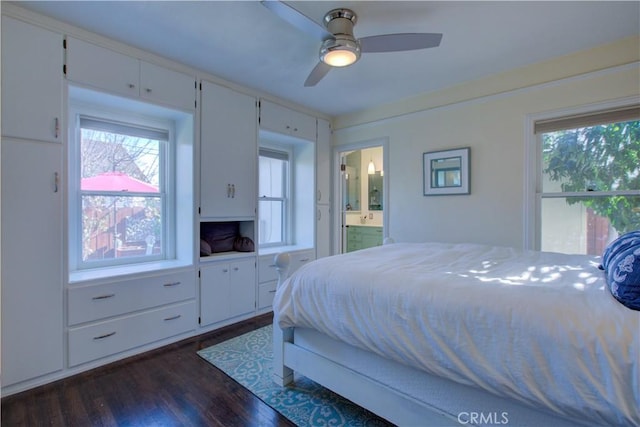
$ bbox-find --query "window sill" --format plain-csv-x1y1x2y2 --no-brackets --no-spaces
259,244,314,256
69,259,194,285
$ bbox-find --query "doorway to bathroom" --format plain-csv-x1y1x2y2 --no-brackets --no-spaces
334,139,388,254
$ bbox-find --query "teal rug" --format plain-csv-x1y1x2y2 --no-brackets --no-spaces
197,325,392,427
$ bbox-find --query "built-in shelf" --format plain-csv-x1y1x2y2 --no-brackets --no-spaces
199,220,256,258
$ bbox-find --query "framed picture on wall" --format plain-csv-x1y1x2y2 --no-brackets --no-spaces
423,147,470,196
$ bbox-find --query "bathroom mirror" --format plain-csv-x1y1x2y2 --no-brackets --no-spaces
343,151,361,211
368,172,383,210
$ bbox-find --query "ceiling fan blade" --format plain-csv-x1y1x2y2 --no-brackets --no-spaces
261,1,333,41
304,62,332,87
360,33,443,53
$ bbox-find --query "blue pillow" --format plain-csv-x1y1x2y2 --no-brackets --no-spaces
600,230,640,270
602,230,640,311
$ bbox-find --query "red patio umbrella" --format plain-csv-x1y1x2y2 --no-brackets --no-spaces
81,172,158,192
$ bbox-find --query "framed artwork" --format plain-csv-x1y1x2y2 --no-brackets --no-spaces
423,147,470,196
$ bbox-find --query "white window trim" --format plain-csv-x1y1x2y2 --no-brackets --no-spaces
523,96,640,250
68,100,176,272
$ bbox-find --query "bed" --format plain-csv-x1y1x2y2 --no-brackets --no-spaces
271,241,639,426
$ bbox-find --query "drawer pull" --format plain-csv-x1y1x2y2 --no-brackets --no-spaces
92,294,115,300
93,331,116,340
164,314,182,321
163,281,181,287
269,290,277,294
299,258,310,262
268,264,276,268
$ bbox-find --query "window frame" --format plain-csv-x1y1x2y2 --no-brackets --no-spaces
68,101,176,271
258,145,292,248
524,97,640,251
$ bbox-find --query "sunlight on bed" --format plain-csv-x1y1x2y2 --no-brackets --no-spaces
464,260,602,289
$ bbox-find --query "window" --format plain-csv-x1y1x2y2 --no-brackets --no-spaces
72,115,170,268
533,104,640,254
258,147,289,246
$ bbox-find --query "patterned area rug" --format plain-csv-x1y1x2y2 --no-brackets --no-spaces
197,325,392,427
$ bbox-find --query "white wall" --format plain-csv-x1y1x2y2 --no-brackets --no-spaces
332,37,640,248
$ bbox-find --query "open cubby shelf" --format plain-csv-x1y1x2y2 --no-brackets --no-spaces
199,220,255,258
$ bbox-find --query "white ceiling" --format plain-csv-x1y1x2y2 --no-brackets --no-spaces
13,1,640,117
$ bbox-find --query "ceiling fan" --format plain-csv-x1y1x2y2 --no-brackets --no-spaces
261,0,443,87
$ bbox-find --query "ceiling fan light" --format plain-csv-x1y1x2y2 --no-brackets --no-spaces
323,49,357,67
320,38,360,67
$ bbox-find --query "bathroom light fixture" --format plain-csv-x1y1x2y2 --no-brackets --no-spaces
368,159,376,175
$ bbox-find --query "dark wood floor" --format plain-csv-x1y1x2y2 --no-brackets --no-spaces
1,313,295,426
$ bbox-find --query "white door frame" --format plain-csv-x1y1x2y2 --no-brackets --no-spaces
332,137,389,254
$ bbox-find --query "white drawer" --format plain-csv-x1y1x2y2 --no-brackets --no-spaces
258,255,278,283
68,270,195,326
290,249,315,275
258,280,277,310
68,300,196,367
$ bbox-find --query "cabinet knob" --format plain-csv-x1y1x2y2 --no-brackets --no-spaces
233,267,239,271
222,269,228,273
128,83,136,89
145,88,152,93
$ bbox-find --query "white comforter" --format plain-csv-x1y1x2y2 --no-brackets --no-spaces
273,242,640,426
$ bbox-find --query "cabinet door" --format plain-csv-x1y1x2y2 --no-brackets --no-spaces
199,263,230,326
140,61,196,111
66,37,139,97
362,227,384,249
316,118,331,205
200,81,257,218
1,140,63,386
260,100,317,141
317,205,331,258
1,16,63,143
228,259,256,317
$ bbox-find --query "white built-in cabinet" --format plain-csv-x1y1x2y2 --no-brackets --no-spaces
259,99,317,141
198,80,258,328
1,15,65,388
67,270,196,367
1,140,64,386
199,259,256,326
0,6,331,395
257,249,316,312
1,16,63,142
65,37,196,111
200,81,257,219
316,118,332,258
257,255,279,312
